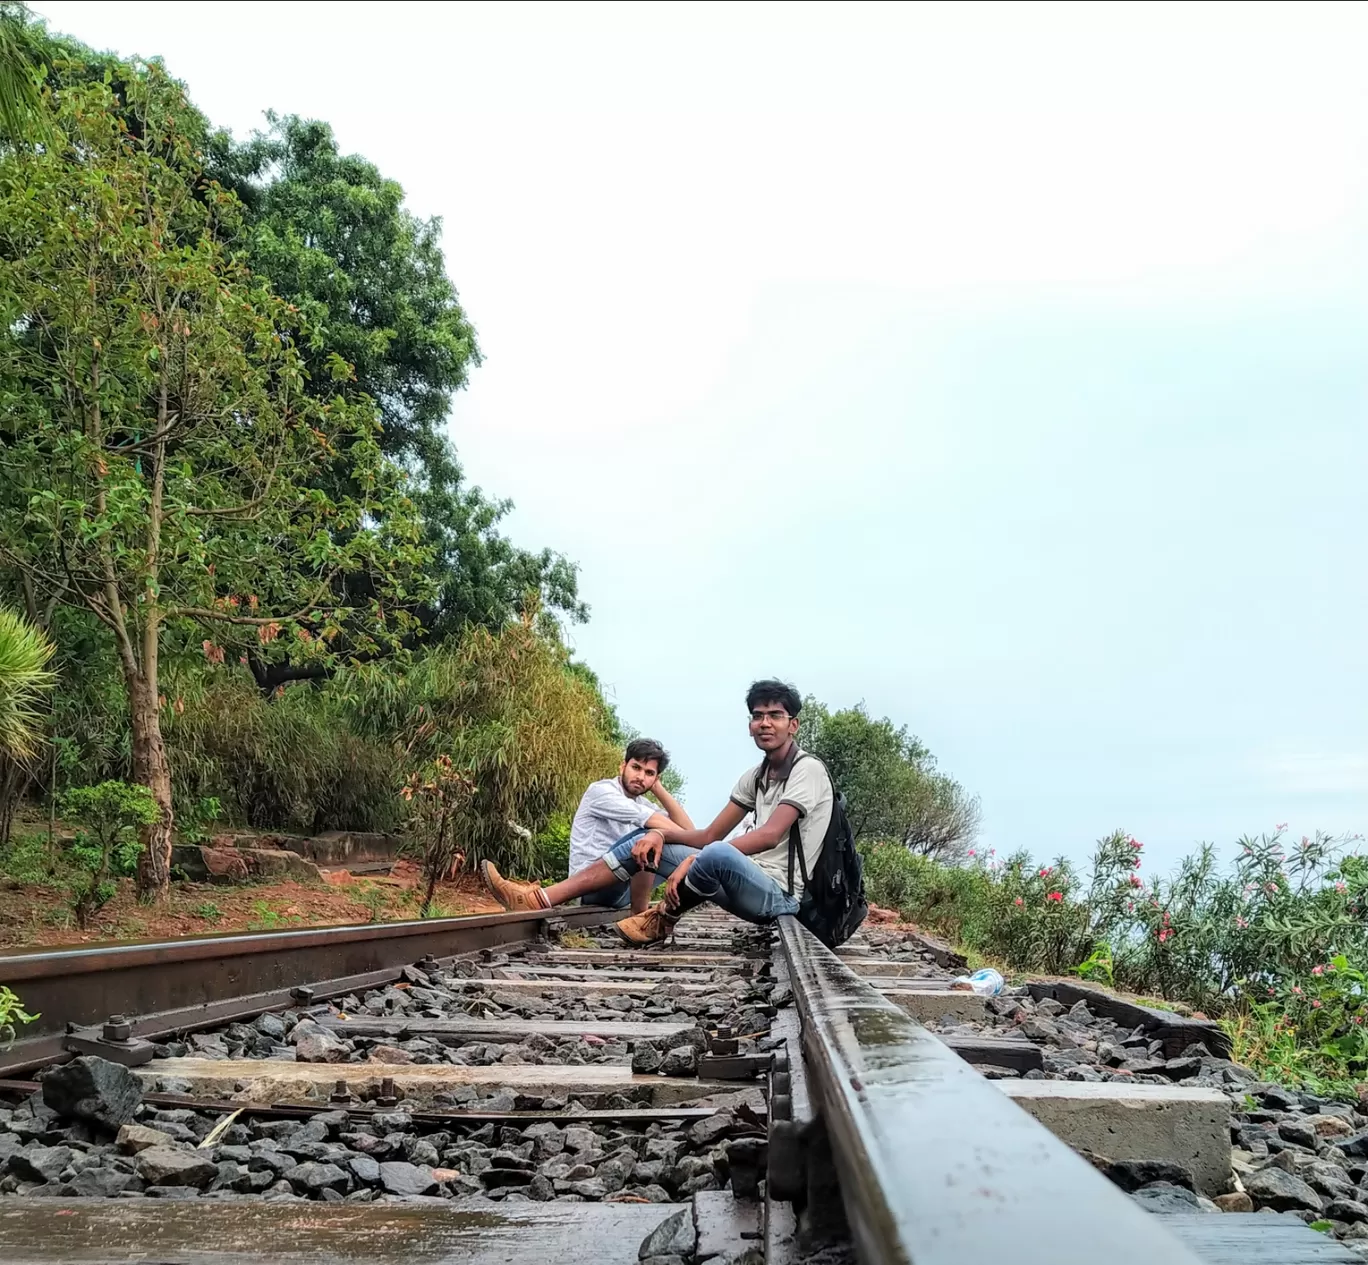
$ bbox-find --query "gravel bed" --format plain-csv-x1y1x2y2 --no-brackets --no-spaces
0,1066,762,1205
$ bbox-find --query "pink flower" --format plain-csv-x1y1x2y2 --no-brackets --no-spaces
1038,867,1051,878
1275,823,1288,831
1046,891,1064,903
1292,985,1302,995
1355,1016,1364,1025
1158,928,1171,943
968,850,976,857
1132,857,1141,868
1014,897,1024,907
1312,965,1325,976
1336,882,1347,894
1235,917,1248,929
1312,999,1323,1009
1128,874,1143,888
1268,987,1276,996
1129,838,1143,850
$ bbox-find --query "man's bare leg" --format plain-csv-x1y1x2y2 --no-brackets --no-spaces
481,857,625,912
542,858,621,906
629,869,656,914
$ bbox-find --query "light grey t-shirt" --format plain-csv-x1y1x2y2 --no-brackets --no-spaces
568,778,659,877
729,747,833,895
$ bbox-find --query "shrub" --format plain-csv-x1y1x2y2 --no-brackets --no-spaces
863,826,1368,1091
0,984,37,1047
345,620,620,872
401,754,474,917
0,830,53,885
165,674,400,834
58,781,160,926
531,813,571,881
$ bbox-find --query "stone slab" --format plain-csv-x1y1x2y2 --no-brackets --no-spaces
693,1190,761,1261
0,1196,687,1263
492,966,729,984
319,1016,693,1045
1162,1213,1361,1263
538,949,945,980
883,989,986,1024
537,950,746,969
459,977,717,996
941,1035,1043,1072
137,1058,732,1107
1000,1080,1231,1195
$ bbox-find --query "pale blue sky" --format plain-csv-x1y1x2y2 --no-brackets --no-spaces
37,1,1368,876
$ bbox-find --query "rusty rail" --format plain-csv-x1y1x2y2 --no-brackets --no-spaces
0,906,617,1075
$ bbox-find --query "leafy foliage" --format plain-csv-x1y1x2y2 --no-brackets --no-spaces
0,54,430,893
0,983,36,1047
401,753,473,916
58,780,159,926
163,673,401,834
0,605,53,761
864,827,1368,1092
344,614,620,873
209,113,583,682
0,4,47,144
799,698,980,860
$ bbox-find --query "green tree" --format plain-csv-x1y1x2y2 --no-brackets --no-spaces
212,116,583,690
799,696,980,860
0,60,429,897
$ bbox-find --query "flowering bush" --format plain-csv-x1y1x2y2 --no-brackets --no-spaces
860,826,1368,1090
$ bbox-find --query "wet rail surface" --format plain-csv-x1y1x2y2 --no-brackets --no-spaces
0,908,1357,1264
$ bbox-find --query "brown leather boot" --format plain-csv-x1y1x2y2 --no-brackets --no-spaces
613,901,678,946
480,860,551,912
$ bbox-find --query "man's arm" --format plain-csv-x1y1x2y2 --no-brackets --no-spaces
724,803,799,855
647,781,694,831
632,800,744,869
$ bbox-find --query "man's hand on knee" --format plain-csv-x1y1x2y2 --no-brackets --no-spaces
630,829,664,870
665,853,698,910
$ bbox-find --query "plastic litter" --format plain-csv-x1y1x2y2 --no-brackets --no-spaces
950,967,1004,996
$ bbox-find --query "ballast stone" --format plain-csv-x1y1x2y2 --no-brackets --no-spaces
42,1056,143,1129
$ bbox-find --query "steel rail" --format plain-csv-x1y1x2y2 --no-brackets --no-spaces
0,905,618,1075
776,915,1209,1265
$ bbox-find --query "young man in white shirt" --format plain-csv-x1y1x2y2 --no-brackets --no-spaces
483,737,695,915
482,681,832,946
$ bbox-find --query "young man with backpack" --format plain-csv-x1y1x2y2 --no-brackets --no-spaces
480,679,866,947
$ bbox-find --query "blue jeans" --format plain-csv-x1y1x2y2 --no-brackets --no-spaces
601,837,799,926
580,828,695,910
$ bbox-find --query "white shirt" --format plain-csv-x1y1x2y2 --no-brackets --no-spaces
567,778,660,876
729,747,833,895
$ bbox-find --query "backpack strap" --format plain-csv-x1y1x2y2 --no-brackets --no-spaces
784,753,820,897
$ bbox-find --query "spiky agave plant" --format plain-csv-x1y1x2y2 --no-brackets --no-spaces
0,606,55,761
0,4,47,144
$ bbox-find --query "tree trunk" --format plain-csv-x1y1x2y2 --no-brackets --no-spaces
127,671,174,900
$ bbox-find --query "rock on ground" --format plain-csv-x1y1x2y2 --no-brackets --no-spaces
41,1056,142,1129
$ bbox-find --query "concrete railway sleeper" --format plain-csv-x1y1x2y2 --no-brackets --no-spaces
0,908,1357,1263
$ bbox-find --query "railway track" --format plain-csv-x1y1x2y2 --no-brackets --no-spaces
0,906,1355,1264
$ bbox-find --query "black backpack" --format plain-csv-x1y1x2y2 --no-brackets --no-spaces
784,754,867,948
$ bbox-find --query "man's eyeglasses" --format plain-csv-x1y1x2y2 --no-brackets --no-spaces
750,709,789,723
